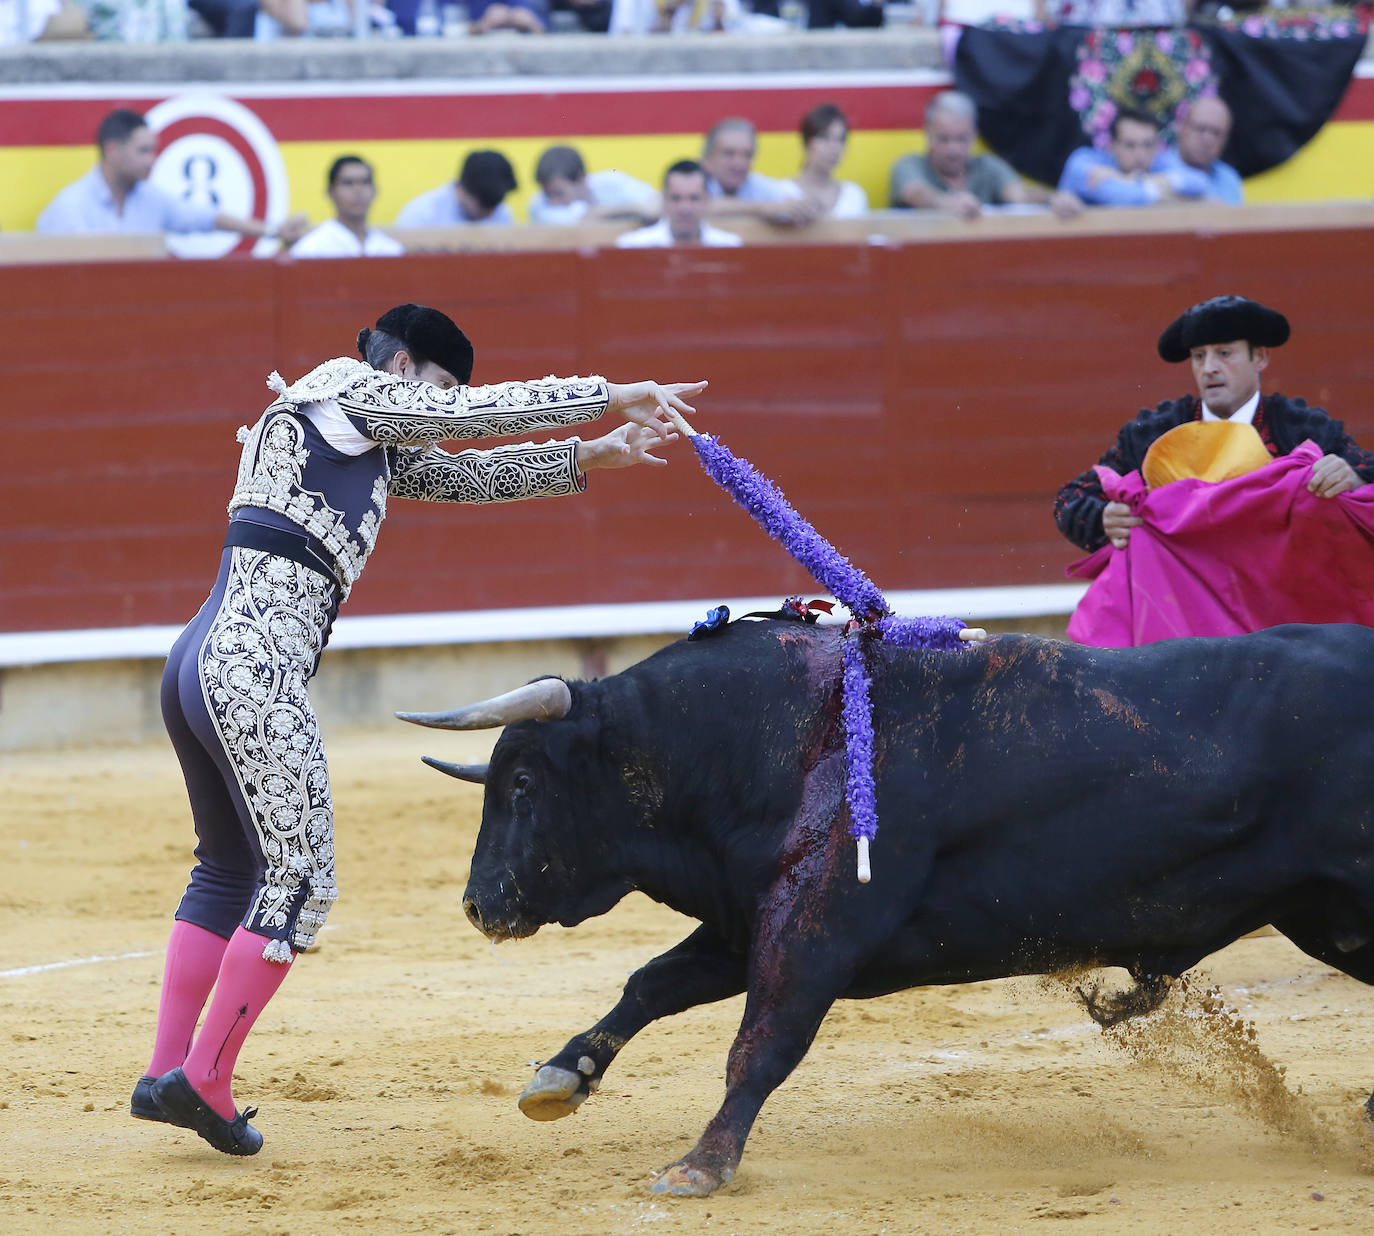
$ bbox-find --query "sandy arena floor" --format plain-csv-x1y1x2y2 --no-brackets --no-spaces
3,726,1373,1235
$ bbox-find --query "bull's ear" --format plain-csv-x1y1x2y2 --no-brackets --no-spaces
396,677,572,730
421,756,488,784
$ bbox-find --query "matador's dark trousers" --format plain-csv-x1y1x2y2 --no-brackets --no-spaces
161,544,340,963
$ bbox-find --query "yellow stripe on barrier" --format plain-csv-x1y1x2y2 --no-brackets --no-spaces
4,122,1370,234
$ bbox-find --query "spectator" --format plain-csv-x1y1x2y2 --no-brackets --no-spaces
890,91,1082,220
701,117,819,227
1,0,87,40
470,0,549,30
806,0,882,27
1053,0,1187,24
528,145,661,227
79,0,190,39
36,108,309,244
1058,107,1217,208
616,160,743,248
289,156,405,259
550,0,611,29
1054,295,1374,553
395,151,518,228
186,0,257,34
788,102,868,220
253,0,353,35
1156,97,1244,206
609,0,742,32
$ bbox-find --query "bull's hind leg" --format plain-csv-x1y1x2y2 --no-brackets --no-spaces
1272,910,1374,1124
1077,968,1173,1027
518,924,746,1121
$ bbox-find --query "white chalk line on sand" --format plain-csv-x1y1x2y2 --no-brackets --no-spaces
0,924,343,980
0,950,159,979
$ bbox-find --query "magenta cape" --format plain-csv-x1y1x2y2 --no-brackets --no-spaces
1066,440,1374,647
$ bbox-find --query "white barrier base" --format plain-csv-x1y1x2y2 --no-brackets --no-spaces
0,585,1088,669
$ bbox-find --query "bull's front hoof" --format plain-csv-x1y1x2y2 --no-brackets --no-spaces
649,1160,732,1197
518,1065,589,1122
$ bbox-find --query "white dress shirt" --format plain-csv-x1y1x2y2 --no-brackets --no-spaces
615,219,743,248
529,170,661,226
1201,391,1260,424
289,219,406,259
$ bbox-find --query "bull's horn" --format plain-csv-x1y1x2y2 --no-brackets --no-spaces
421,756,488,784
396,677,572,730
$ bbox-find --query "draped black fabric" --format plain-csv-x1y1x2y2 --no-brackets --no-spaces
953,25,1090,187
953,21,1366,185
1205,25,1367,176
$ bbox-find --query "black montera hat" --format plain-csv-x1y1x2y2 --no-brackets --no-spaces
363,303,474,383
1157,295,1290,363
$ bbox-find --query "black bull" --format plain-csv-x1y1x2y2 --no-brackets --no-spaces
403,619,1374,1196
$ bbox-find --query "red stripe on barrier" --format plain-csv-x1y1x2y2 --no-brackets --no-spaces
2,84,939,148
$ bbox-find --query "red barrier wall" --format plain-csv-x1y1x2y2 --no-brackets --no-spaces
5,226,1374,633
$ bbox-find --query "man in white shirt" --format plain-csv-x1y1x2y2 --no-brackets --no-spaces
395,150,518,229
290,156,405,259
616,160,743,249
528,145,660,227
37,108,309,243
701,117,818,228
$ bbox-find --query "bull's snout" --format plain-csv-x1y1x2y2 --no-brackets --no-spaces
463,893,536,941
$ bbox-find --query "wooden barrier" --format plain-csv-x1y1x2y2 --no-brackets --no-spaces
4,215,1373,633
0,232,166,263
2,201,1372,266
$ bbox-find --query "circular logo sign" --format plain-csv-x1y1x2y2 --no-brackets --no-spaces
145,93,290,260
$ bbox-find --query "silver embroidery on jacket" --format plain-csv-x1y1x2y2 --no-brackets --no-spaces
196,548,339,959
388,441,584,503
227,409,367,598
227,360,608,596
340,374,609,444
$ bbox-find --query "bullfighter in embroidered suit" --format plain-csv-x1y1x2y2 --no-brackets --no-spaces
134,303,704,1157
1054,295,1374,553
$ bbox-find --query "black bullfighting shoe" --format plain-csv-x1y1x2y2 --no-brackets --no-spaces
150,1068,263,1156
131,1073,174,1123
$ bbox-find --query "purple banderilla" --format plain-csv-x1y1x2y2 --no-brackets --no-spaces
690,432,974,880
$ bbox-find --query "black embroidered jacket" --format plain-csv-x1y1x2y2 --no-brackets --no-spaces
1053,393,1374,552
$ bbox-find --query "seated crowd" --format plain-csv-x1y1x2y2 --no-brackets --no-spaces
6,0,1364,39
1,0,892,39
28,90,1249,255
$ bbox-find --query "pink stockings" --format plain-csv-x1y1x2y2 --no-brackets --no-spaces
146,922,294,1119
145,920,229,1078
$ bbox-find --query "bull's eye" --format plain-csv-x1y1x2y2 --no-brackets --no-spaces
511,772,532,798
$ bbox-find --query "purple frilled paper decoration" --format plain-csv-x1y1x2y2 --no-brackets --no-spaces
691,432,973,877
691,432,890,622
841,632,879,844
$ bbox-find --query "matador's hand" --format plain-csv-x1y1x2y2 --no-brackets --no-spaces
577,423,678,471
1102,500,1143,550
605,380,706,439
1307,454,1363,499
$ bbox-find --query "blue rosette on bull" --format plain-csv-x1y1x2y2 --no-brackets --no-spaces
688,431,985,881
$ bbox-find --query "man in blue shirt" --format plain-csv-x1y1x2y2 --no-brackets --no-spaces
1156,97,1244,206
37,109,309,243
1060,104,1244,208
394,150,519,229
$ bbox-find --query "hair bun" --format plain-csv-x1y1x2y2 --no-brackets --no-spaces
356,327,372,358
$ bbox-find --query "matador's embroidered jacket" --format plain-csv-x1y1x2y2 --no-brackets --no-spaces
228,357,610,597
